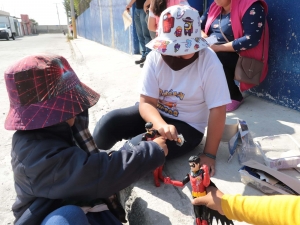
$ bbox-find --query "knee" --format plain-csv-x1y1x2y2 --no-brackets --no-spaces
93,110,121,137
59,205,83,213
41,205,88,225
95,111,117,129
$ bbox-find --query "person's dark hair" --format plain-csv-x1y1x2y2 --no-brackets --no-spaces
152,0,167,17
188,155,200,164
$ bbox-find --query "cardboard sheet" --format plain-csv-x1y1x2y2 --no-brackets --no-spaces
242,159,300,194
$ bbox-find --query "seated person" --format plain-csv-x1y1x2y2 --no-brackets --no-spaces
201,0,269,111
4,54,167,225
93,5,231,177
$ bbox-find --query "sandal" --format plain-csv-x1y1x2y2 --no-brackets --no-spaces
226,99,244,112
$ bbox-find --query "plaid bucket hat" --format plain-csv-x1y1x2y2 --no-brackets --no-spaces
4,54,100,130
146,5,209,56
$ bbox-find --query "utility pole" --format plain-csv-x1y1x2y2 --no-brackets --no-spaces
55,3,62,33
70,0,77,38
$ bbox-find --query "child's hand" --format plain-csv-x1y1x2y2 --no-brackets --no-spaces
192,186,224,215
153,136,168,156
157,124,178,141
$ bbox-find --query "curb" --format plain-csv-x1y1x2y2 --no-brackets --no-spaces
69,39,84,64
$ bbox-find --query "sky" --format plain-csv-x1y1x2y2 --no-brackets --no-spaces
0,0,68,25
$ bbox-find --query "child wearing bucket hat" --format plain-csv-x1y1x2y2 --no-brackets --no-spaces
4,54,168,225
93,5,231,177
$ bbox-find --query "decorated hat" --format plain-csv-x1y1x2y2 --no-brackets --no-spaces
146,5,209,56
4,54,100,130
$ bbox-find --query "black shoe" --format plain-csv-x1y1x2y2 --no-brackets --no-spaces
103,193,127,223
140,63,144,68
135,57,146,64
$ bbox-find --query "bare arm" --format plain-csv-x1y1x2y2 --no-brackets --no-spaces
139,94,178,140
148,16,157,32
210,42,235,52
126,0,136,10
147,0,157,31
200,105,226,176
201,30,208,38
143,0,152,12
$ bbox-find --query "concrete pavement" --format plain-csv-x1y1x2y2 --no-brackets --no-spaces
70,36,300,225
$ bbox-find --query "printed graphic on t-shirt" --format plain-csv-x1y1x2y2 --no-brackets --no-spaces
157,89,185,117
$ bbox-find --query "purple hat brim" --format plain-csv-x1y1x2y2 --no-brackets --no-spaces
5,82,100,130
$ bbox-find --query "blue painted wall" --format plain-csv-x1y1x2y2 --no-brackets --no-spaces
76,0,300,111
76,0,136,54
249,1,300,111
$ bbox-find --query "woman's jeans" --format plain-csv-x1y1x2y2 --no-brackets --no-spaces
216,52,243,101
41,205,122,225
92,104,203,159
134,8,152,58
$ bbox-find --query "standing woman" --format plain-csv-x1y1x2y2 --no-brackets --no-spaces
126,0,152,66
201,0,269,112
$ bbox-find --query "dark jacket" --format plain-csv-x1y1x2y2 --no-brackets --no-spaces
11,122,165,224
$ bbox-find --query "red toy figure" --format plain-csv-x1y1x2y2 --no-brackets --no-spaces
142,122,164,187
164,155,234,225
142,122,184,187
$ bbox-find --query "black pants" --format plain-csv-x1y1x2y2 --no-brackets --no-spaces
194,204,208,221
216,52,243,101
92,104,203,159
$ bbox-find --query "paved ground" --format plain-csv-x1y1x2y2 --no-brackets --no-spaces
1,34,300,225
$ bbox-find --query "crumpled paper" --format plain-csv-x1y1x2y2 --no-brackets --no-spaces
122,10,132,31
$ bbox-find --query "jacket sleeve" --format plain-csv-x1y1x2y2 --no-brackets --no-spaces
221,194,300,225
24,140,165,200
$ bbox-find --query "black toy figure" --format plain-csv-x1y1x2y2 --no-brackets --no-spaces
164,155,234,225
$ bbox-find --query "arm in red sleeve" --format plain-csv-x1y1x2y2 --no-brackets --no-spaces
164,174,190,187
202,165,210,187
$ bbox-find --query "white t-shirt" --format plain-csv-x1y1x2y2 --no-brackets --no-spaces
140,48,231,133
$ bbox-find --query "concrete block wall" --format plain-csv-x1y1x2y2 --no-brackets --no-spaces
76,0,300,111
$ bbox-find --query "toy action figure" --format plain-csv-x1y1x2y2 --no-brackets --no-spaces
164,155,234,225
142,122,184,187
